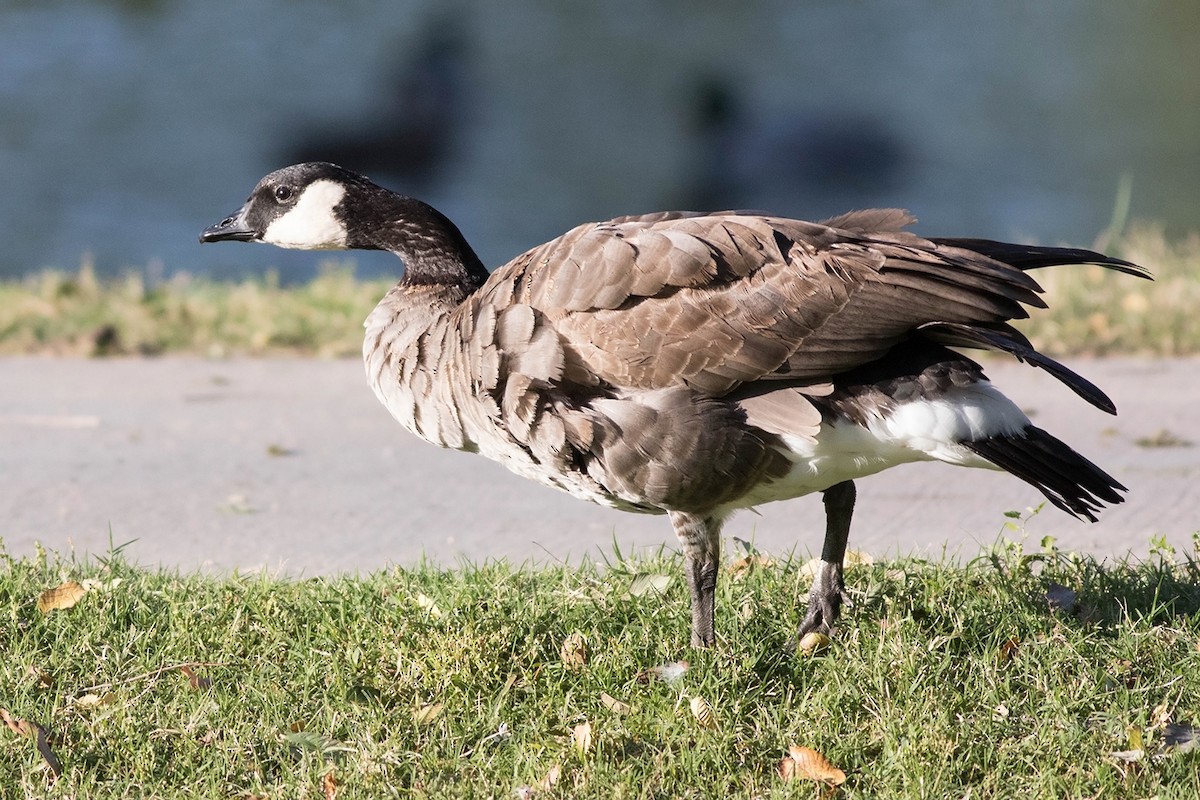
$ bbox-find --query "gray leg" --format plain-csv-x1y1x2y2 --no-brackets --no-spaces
797,480,856,638
670,511,723,648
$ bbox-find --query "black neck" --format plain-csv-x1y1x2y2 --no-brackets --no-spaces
345,187,490,292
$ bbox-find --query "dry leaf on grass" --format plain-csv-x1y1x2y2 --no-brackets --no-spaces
321,769,337,800
689,696,718,730
728,554,775,579
797,631,832,655
572,721,593,755
27,666,55,689
36,580,87,613
600,692,630,715
72,692,116,710
997,636,1020,663
779,745,846,785
413,702,444,726
628,573,672,597
1,710,62,780
415,593,443,617
1,708,33,737
800,550,873,579
180,665,213,690
560,632,588,670
540,764,562,790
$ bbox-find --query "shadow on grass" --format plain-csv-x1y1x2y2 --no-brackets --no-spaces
974,536,1200,630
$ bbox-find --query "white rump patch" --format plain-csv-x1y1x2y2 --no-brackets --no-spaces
868,382,1030,465
262,179,348,249
725,381,1032,511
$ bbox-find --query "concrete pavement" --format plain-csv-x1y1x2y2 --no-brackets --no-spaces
3,356,1197,574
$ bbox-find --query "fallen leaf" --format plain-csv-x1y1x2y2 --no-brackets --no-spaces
1046,583,1078,614
728,554,775,579
560,632,588,670
600,692,631,715
180,665,213,690
415,593,443,617
800,550,873,579
738,598,755,620
412,702,444,726
321,769,337,800
79,577,123,592
267,444,298,457
72,692,116,709
1126,724,1144,752
572,721,593,755
26,666,55,689
797,631,831,655
36,580,87,613
629,573,672,597
540,763,562,790
640,660,689,686
1,708,34,737
780,745,846,785
1150,701,1172,732
689,696,718,730
283,730,346,756
997,636,1020,663
2,713,63,780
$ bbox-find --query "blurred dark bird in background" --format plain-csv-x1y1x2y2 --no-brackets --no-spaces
283,18,468,192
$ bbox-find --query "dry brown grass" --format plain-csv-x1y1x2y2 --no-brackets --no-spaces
0,224,1195,357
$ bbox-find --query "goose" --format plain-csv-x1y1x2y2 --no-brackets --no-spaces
201,162,1149,647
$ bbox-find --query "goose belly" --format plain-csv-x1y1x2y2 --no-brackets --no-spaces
470,426,661,513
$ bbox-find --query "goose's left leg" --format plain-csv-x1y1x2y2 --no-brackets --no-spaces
797,480,856,638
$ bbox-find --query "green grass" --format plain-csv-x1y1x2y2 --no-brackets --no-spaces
0,223,1196,357
3,535,1199,799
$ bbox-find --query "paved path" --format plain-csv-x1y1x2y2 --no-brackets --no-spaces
3,357,1197,574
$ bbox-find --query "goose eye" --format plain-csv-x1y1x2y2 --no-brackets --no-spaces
274,185,294,202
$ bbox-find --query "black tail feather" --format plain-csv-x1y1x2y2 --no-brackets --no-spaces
917,321,1118,414
932,238,1152,280
964,425,1126,522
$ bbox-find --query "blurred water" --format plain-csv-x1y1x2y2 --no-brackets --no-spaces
1,0,1196,281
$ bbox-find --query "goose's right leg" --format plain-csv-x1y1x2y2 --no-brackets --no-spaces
796,480,856,639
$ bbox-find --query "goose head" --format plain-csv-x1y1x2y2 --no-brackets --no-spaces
199,162,374,250
200,162,489,289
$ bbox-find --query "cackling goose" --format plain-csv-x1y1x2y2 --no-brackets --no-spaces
201,162,1150,647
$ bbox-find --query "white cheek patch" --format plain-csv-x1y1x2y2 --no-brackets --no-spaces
262,179,349,249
